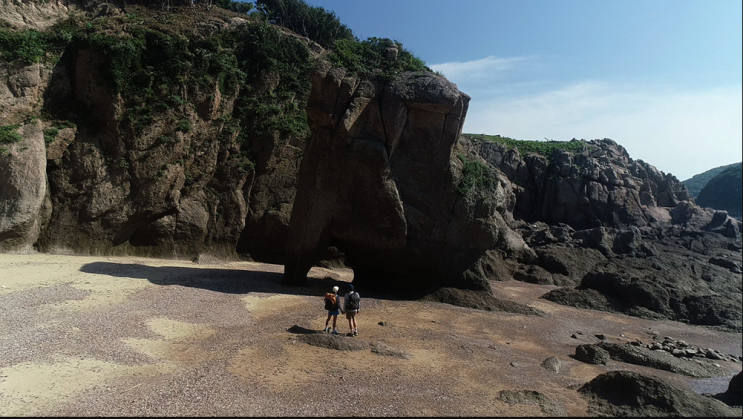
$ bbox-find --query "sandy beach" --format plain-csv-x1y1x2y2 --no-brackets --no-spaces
0,252,740,416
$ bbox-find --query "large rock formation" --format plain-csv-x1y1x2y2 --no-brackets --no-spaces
283,63,533,292
579,370,740,417
471,136,691,229
461,135,742,331
2,4,308,260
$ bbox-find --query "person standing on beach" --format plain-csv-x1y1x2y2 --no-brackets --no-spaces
324,286,341,334
343,284,360,337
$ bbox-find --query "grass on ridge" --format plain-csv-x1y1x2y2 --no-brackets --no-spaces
465,133,589,157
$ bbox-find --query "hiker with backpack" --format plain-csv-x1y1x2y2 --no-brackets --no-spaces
342,284,361,337
323,286,341,334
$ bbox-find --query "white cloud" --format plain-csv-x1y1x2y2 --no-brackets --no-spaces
431,55,742,181
430,55,534,84
463,82,742,181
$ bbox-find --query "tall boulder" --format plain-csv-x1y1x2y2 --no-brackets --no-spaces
284,63,533,292
0,123,50,252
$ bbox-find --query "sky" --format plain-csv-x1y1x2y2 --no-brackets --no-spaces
298,0,742,181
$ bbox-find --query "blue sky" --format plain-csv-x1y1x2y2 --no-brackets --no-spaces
299,0,742,181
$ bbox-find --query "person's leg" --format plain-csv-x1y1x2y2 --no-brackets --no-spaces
332,315,338,330
325,313,332,331
346,312,355,335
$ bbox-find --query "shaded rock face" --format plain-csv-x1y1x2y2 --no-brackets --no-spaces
1,19,307,261
34,46,255,258
283,64,531,291
528,217,743,331
467,135,742,331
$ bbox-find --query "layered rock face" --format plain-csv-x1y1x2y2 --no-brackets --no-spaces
1,6,307,261
462,136,742,331
35,46,256,258
284,63,533,292
472,137,690,229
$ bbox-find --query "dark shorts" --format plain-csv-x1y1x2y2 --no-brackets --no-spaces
328,309,340,316
345,310,357,320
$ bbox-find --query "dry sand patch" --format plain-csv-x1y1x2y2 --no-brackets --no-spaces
0,357,139,416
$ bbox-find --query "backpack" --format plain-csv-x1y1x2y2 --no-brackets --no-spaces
324,293,337,310
346,291,360,311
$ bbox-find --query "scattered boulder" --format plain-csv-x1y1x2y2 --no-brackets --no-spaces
575,344,611,365
578,341,730,378
540,356,562,373
539,242,743,332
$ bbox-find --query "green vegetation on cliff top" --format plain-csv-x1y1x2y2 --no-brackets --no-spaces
464,133,589,157
1,0,431,134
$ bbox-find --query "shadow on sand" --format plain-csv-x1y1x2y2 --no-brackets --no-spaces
78,261,353,298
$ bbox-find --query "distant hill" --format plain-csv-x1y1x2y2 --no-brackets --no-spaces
682,162,741,197
695,163,742,219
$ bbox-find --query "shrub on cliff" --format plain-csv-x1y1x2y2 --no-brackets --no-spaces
466,134,588,157
0,26,73,64
456,154,494,197
0,124,22,155
329,37,429,81
256,0,353,48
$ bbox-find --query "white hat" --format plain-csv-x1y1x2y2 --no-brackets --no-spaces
332,286,339,293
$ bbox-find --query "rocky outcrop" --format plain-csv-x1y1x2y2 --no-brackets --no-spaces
469,136,691,230
452,135,742,331
579,370,740,416
2,6,309,260
283,62,533,292
0,0,82,31
516,211,742,331
0,123,50,252
0,61,50,124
